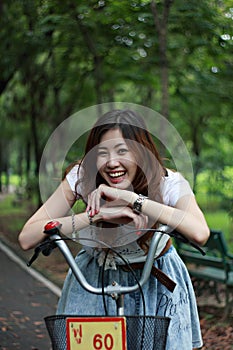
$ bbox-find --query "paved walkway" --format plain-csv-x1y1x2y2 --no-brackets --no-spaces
0,241,60,350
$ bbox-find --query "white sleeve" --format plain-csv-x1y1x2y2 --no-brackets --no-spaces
161,169,194,207
66,164,81,198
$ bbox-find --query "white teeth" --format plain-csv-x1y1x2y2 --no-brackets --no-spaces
109,171,125,178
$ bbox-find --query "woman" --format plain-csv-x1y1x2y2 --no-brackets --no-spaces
19,109,209,349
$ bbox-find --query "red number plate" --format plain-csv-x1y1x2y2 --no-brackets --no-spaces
66,316,127,350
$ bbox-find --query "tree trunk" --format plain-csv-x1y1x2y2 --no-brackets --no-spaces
29,84,42,207
150,0,173,119
76,14,104,111
150,0,173,157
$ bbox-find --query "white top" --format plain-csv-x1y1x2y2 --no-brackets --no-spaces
66,166,194,268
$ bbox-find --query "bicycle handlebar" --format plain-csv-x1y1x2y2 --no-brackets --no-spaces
51,229,168,296
27,222,205,298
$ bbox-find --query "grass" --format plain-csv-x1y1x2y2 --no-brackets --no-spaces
205,210,233,251
0,194,28,215
196,191,233,250
205,211,231,235
0,194,30,234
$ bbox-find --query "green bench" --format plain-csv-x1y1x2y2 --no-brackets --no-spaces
175,229,233,317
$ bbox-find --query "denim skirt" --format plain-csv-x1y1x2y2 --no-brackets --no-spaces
57,246,203,350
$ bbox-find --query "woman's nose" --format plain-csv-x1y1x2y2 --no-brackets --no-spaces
106,155,120,168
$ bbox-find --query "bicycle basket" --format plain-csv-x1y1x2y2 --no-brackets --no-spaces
45,314,170,350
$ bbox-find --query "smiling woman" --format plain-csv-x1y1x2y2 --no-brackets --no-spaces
18,109,209,350
76,109,165,208
96,128,137,188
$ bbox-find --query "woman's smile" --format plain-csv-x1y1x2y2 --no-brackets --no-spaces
97,128,137,189
106,170,127,185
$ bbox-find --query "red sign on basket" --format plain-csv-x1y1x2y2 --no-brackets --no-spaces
66,316,127,350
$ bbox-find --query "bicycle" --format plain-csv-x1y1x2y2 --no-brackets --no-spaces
27,222,205,350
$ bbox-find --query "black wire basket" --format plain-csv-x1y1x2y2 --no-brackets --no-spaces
45,314,170,350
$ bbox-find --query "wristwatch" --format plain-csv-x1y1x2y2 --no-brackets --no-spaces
133,194,148,214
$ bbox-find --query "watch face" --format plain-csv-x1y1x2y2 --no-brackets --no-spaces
133,194,147,214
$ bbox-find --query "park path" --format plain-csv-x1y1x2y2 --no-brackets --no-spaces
0,240,61,350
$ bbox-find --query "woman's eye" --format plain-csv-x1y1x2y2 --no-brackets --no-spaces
97,151,108,157
118,148,128,155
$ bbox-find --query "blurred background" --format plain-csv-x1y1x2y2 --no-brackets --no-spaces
0,0,232,249
0,3,232,347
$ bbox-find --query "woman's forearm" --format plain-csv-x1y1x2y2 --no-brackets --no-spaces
117,189,209,246
18,211,90,250
144,200,208,244
140,198,209,245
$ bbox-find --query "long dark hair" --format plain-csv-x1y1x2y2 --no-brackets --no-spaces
69,109,165,204
64,109,166,251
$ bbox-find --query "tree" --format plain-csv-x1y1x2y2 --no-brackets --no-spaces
0,0,232,209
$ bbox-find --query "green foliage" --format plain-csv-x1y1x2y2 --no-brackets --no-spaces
0,194,27,216
205,211,232,237
196,166,233,218
0,0,232,208
204,210,233,253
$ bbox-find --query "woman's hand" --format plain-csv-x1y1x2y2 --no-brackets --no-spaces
87,184,147,231
95,204,148,231
87,184,136,216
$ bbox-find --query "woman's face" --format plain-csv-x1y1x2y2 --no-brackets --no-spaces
96,128,137,189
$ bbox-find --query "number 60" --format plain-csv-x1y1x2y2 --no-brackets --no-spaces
93,333,114,350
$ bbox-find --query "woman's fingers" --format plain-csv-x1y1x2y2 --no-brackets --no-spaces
87,190,101,216
87,186,147,232
99,205,148,232
135,213,148,235
87,185,121,216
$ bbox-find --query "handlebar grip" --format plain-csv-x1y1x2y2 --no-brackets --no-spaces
42,241,57,256
44,221,62,235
